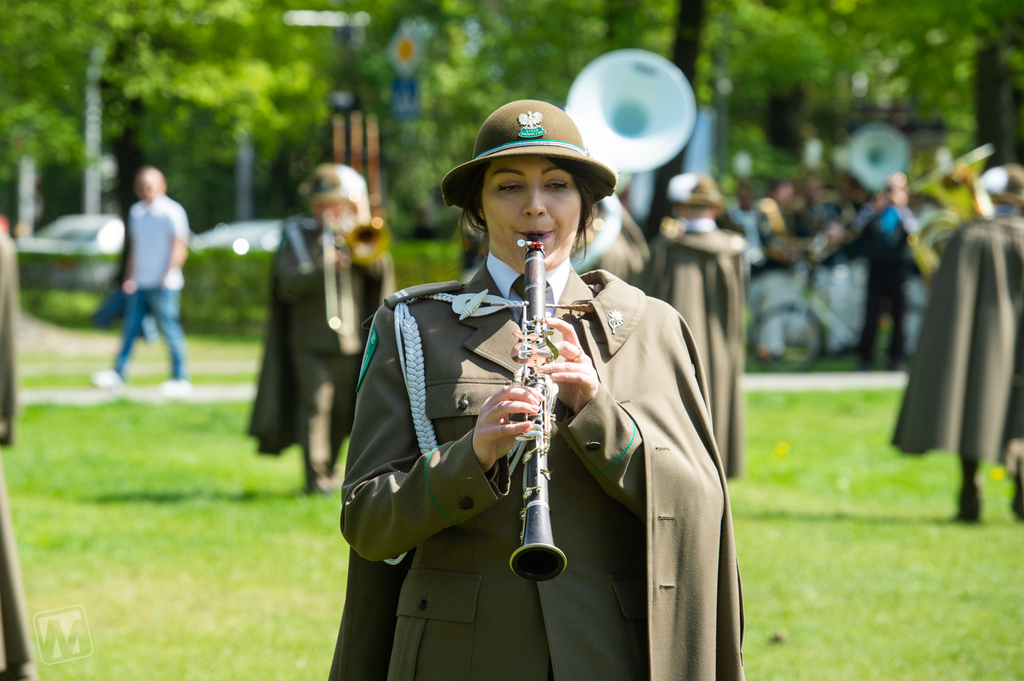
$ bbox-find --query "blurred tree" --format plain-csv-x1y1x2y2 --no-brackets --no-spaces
2,0,1023,238
0,0,334,228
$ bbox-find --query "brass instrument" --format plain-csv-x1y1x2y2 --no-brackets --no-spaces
322,212,357,335
909,145,994,276
848,123,911,191
566,49,696,269
509,236,567,582
320,111,393,334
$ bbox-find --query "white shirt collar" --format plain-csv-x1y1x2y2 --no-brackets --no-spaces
486,252,571,304
686,217,718,233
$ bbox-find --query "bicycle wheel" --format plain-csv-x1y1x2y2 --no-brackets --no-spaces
750,302,822,372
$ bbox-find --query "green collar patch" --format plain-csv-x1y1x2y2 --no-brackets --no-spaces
356,326,378,393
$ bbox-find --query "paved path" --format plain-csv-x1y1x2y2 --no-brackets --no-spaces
20,371,908,406
743,371,907,392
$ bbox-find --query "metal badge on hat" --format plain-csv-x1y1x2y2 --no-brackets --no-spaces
518,111,546,138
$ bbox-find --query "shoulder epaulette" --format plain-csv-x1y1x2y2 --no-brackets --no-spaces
384,280,464,309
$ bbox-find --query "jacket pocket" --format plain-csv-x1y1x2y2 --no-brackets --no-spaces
388,569,482,681
610,575,646,620
425,380,506,419
610,575,649,681
425,380,506,446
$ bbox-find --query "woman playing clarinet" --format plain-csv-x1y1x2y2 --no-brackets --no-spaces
329,100,745,681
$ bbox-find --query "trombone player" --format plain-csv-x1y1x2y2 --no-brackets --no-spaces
249,164,395,494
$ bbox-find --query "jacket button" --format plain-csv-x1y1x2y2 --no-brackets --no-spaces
417,599,428,611
458,497,474,510
458,394,470,410
585,441,602,451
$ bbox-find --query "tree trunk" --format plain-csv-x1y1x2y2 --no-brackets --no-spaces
766,88,805,155
976,26,1019,166
111,97,144,226
109,97,143,285
647,0,705,237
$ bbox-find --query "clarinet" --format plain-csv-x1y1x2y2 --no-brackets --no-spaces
508,235,567,581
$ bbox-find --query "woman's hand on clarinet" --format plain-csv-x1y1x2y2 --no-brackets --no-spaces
472,386,541,472
539,317,599,414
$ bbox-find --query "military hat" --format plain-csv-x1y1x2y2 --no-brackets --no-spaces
982,163,1024,207
441,99,617,208
303,164,372,225
667,173,723,208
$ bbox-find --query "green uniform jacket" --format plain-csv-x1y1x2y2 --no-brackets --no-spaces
0,232,18,446
640,227,748,478
893,215,1024,461
336,267,744,681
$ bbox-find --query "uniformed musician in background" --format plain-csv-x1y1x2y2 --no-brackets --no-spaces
640,173,747,478
330,100,744,681
249,164,395,495
893,163,1024,523
571,193,649,285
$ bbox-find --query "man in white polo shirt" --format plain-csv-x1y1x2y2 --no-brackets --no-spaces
93,166,191,395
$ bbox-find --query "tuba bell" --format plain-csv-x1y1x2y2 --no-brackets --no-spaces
848,123,911,192
566,49,697,267
566,48,697,174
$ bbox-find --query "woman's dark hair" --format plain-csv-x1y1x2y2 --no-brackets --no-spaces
456,157,599,259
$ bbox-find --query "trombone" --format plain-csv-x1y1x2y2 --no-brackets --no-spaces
321,111,392,335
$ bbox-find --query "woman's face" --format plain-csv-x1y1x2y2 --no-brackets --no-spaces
479,155,581,274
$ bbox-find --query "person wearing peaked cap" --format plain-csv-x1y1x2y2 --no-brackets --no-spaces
894,163,1024,523
249,163,394,496
329,100,744,680
640,173,748,478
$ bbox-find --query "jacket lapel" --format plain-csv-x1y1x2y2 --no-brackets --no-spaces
558,271,606,382
573,271,647,362
459,267,521,374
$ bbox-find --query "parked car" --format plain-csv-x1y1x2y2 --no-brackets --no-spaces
14,214,124,290
190,220,283,255
16,214,125,255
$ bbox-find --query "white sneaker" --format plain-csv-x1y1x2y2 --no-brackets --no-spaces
92,370,124,390
159,379,194,398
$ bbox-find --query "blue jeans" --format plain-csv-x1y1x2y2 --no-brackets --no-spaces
114,288,189,380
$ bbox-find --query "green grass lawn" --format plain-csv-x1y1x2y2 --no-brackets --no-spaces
735,391,1022,681
5,391,1022,680
10,402,342,680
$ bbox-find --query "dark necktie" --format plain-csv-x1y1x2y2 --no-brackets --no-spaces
511,275,554,322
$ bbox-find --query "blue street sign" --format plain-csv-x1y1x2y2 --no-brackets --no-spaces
391,77,420,121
